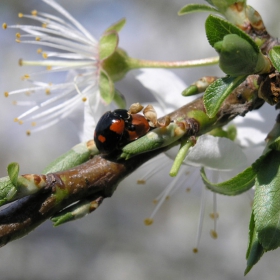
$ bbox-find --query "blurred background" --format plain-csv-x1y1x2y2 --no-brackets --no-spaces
1,0,280,279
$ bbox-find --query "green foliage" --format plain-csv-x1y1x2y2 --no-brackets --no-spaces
254,151,280,250
99,31,119,61
269,46,280,72
214,34,265,76
200,163,257,195
99,70,115,104
105,18,126,33
245,212,265,275
203,135,280,272
203,75,246,118
178,4,218,16
205,14,259,54
7,162,19,187
43,142,99,174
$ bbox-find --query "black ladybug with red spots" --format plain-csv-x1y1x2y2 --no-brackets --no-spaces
94,109,150,154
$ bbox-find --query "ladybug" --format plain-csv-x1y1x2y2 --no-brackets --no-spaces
94,109,150,154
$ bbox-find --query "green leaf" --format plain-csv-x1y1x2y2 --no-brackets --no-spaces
99,70,115,104
203,75,247,118
214,34,263,76
178,4,218,15
0,176,17,206
269,136,280,151
269,46,280,72
245,211,265,275
105,18,126,33
43,142,98,174
205,15,259,54
99,31,119,60
7,162,19,187
200,164,256,196
254,151,280,250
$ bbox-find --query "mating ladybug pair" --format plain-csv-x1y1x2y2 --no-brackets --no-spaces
94,109,150,154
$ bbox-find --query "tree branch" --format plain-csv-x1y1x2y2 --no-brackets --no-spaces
0,75,264,247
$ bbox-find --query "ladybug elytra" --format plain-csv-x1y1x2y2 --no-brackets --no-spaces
94,109,150,154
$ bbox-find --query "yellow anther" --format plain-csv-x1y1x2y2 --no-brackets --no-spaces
209,213,219,220
210,230,218,239
18,59,23,66
31,10,38,16
37,48,42,54
193,248,198,253
45,88,51,95
16,33,21,38
46,66,52,71
14,118,19,123
144,218,154,226
22,74,30,80
2,23,7,29
42,23,48,28
35,37,41,41
137,179,146,184
4,92,9,97
82,97,87,102
26,130,31,136
31,122,37,127
16,39,21,43
42,53,48,59
18,13,23,18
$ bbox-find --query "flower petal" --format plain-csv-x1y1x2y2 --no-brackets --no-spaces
184,135,248,170
136,69,195,114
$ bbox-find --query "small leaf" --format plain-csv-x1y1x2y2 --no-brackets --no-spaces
254,151,280,250
205,15,259,54
200,164,256,195
105,18,126,33
43,142,98,174
245,211,265,275
99,70,115,104
178,4,218,15
99,31,119,60
269,46,280,72
214,34,264,76
203,75,247,118
7,162,19,187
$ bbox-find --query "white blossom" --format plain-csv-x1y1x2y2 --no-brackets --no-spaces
3,0,106,135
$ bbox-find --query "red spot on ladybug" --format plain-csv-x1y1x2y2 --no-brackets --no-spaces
94,109,150,154
109,119,125,135
98,134,106,143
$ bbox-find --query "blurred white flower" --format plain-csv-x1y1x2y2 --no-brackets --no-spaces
3,0,107,135
133,68,267,251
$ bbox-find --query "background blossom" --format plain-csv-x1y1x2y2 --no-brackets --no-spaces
0,1,280,280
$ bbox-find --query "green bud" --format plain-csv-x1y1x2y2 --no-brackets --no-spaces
7,162,19,187
214,34,267,76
